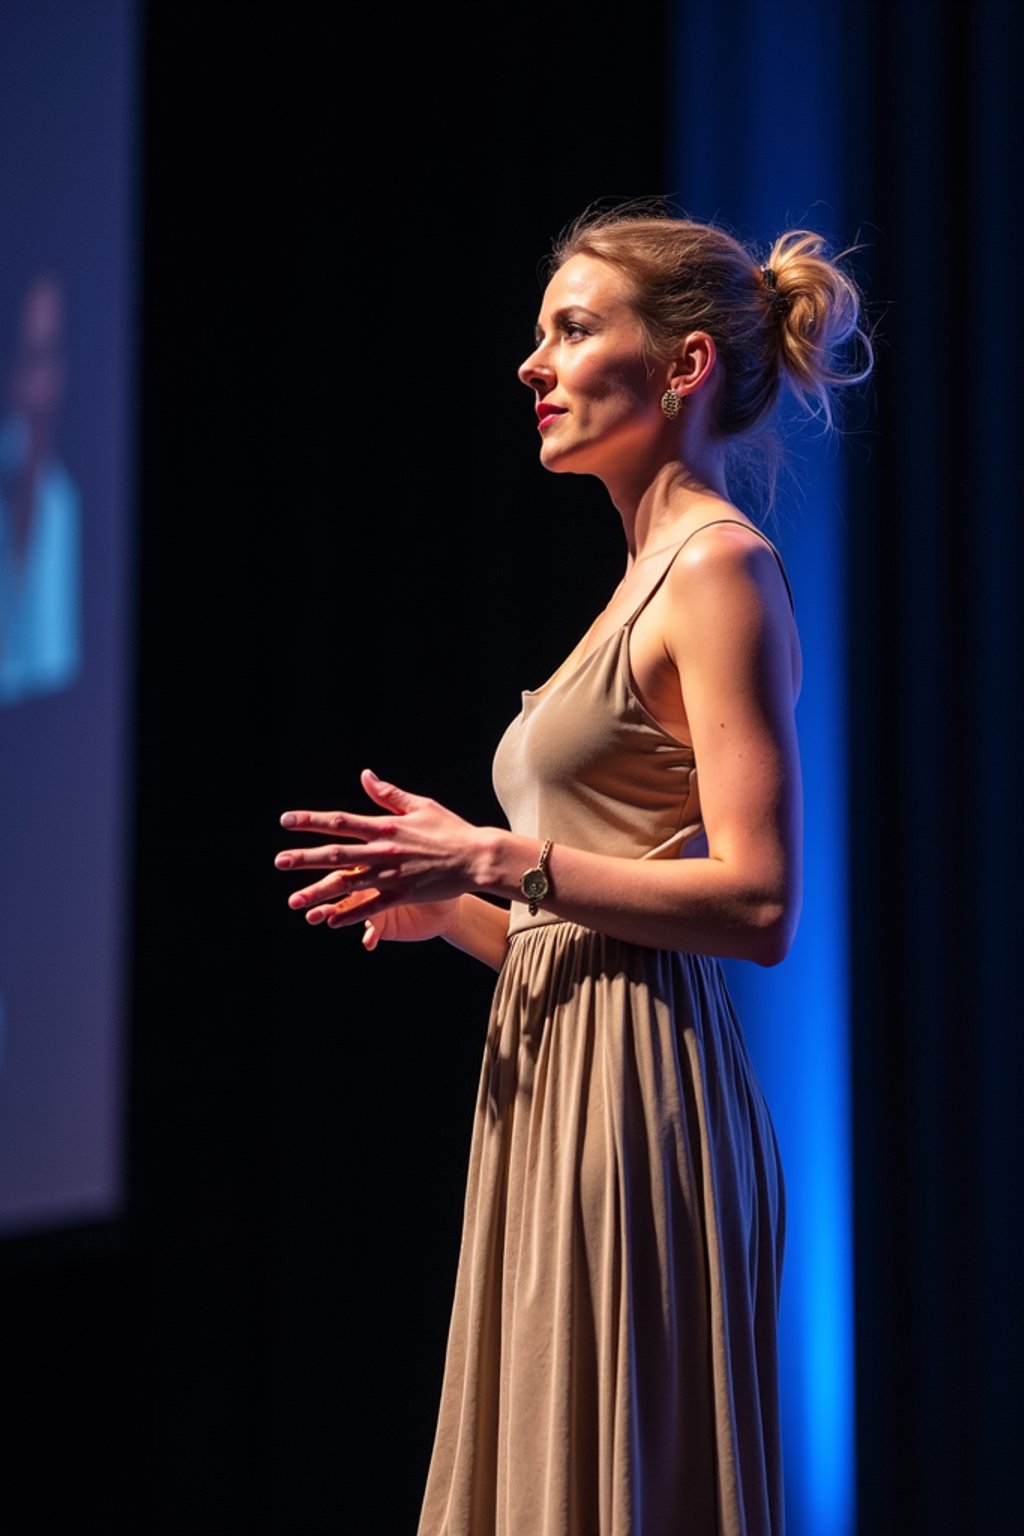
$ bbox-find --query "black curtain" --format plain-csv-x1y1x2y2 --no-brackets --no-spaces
4,4,673,1532
848,1,1024,1530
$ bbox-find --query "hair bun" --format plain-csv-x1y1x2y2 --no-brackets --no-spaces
766,230,873,428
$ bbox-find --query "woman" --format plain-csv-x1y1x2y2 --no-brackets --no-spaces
276,208,871,1535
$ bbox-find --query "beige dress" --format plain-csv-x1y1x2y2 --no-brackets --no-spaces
419,522,788,1536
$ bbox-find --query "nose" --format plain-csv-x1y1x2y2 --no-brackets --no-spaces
517,341,553,394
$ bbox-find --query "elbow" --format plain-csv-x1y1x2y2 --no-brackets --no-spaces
747,897,799,968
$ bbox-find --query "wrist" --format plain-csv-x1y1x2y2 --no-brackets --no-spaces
470,828,554,907
437,895,465,941
469,827,526,898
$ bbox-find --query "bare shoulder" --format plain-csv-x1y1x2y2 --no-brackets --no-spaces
669,518,786,593
662,519,802,693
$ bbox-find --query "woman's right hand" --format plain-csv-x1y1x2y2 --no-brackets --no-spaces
291,883,459,949
359,895,461,951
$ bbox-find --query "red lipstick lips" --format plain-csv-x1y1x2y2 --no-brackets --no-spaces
536,402,567,428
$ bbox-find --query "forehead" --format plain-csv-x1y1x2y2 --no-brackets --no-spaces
539,253,634,318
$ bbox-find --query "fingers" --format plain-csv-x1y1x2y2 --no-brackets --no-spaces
323,888,393,929
284,869,368,911
277,772,429,935
279,809,383,839
359,768,422,815
304,888,382,927
276,842,381,873
279,768,421,837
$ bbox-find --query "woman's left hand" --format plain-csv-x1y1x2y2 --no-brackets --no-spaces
275,768,490,928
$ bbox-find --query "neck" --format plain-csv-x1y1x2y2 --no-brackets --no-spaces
604,450,731,564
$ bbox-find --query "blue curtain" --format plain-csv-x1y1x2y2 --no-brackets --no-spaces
671,5,865,1532
673,1,1024,1530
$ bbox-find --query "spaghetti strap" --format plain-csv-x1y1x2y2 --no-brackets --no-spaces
625,517,795,628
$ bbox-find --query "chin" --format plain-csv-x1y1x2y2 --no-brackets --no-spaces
539,440,599,477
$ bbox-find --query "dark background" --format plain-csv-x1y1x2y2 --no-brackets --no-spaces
3,2,1022,1532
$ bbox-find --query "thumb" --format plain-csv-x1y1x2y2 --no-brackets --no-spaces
361,767,419,814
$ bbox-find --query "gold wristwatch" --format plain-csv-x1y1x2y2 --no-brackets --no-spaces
520,839,553,916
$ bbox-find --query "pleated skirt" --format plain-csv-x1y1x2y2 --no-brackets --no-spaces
418,921,785,1536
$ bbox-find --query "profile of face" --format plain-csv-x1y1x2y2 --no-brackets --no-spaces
8,276,68,461
517,254,666,478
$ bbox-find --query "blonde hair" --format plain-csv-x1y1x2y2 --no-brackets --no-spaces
550,206,873,497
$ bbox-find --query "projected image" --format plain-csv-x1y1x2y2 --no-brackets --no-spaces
0,274,82,707
0,0,135,1235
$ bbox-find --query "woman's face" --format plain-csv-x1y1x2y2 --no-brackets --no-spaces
518,254,663,476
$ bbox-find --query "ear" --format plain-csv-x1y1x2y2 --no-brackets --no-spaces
667,330,717,398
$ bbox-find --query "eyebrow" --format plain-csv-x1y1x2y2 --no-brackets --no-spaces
534,305,603,344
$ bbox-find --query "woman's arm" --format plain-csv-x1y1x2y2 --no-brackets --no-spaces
441,895,510,971
277,531,801,967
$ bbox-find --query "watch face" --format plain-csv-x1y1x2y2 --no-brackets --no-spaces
522,869,549,901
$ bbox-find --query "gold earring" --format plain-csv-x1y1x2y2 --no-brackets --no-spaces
660,389,682,420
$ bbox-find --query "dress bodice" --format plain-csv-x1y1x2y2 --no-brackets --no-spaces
491,519,792,938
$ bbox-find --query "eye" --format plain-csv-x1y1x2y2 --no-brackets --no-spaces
562,320,590,342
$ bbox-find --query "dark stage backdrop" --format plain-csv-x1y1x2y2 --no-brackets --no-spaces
845,1,1024,1531
2,3,1022,1533
4,4,674,1532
